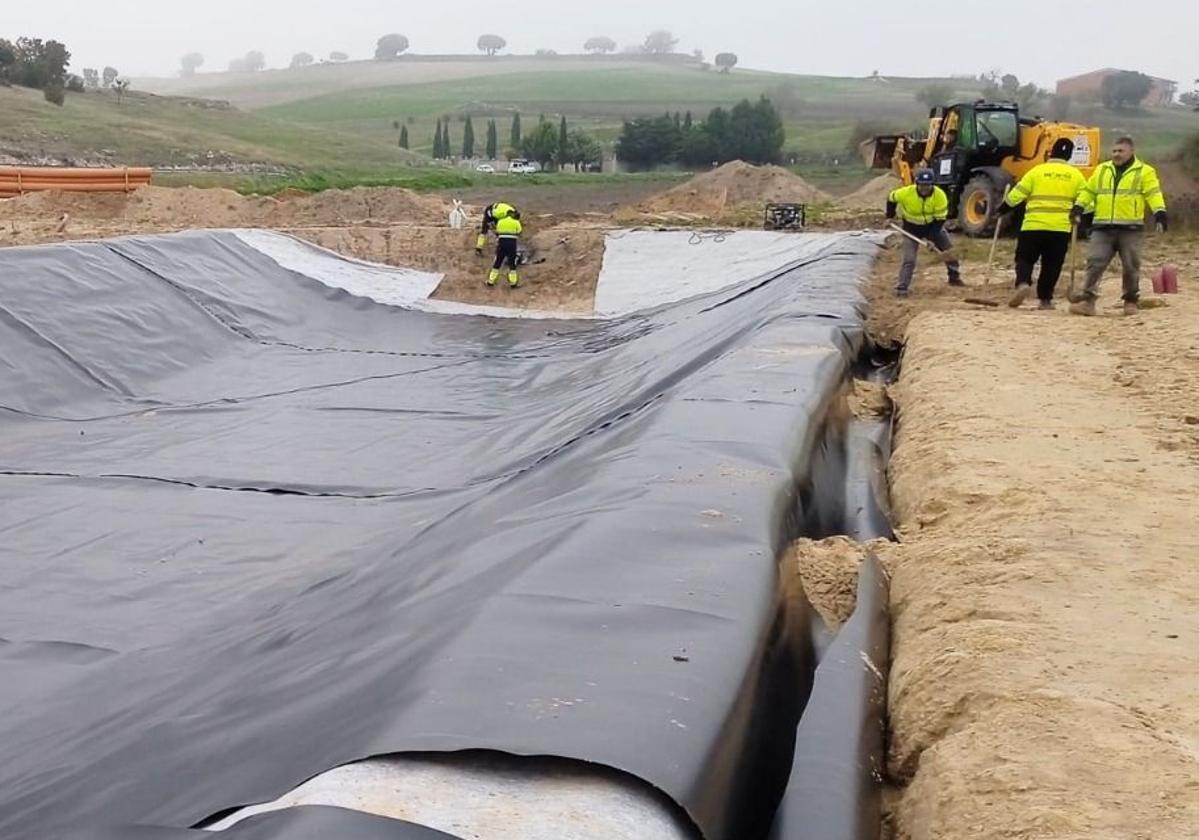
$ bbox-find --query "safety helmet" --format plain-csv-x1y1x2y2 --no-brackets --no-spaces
915,170,935,185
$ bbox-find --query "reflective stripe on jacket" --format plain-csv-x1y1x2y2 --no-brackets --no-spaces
889,185,949,225
1006,161,1087,233
496,216,522,238
1077,159,1166,228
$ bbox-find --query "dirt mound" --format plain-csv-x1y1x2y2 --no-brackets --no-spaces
291,224,605,314
837,173,900,211
0,185,453,234
637,161,833,220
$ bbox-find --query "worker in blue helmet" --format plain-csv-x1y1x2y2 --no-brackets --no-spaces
886,169,964,297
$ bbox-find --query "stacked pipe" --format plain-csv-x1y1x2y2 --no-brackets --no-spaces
0,166,153,198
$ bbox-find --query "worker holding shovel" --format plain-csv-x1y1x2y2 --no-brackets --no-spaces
886,169,963,297
1000,138,1087,310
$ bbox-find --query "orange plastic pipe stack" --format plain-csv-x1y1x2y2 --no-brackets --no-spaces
0,166,153,199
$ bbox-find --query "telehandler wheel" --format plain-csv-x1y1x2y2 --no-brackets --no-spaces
958,175,998,237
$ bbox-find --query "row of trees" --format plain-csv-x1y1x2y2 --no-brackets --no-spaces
203,29,737,76
420,113,602,170
616,96,785,169
0,37,71,104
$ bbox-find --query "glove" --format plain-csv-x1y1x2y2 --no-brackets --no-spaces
1069,205,1085,226
1154,211,1168,233
885,201,897,220
996,201,1015,216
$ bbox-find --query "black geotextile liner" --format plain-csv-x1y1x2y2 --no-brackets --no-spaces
769,555,890,840
78,806,461,840
0,230,879,840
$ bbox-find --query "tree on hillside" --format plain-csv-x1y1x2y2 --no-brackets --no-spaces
510,112,522,149
521,121,559,170
82,68,99,88
486,119,498,159
442,121,454,158
683,111,693,130
433,120,443,158
291,52,315,68
617,115,682,169
180,52,204,77
916,82,954,109
1102,71,1152,109
564,129,602,171
558,116,569,168
643,30,678,55
0,40,16,84
244,51,266,72
463,115,476,158
112,78,130,105
477,34,506,56
375,34,410,60
584,36,616,54
329,51,349,62
102,65,119,86
535,49,558,57
399,124,409,149
715,52,738,73
41,40,70,105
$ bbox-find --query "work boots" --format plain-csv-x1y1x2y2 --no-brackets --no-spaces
1069,300,1096,317
1123,301,1139,316
486,269,499,286
508,271,520,288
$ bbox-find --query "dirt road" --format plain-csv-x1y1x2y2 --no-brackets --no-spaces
874,235,1199,838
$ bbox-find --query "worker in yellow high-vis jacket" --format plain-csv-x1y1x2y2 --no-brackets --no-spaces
885,169,963,297
1069,136,1167,317
1000,138,1087,310
487,211,523,288
475,202,518,255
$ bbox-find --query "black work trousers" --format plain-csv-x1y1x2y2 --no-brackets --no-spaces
1014,229,1070,302
493,236,519,270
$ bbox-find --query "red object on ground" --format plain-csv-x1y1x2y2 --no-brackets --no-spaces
1153,265,1179,294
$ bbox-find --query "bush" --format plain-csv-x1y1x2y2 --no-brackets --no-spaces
43,81,65,105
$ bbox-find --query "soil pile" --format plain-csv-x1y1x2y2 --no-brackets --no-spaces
837,173,900,211
635,161,833,221
0,185,453,235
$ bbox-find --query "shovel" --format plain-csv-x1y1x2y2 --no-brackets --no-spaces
887,223,958,264
984,185,1011,286
1065,222,1085,303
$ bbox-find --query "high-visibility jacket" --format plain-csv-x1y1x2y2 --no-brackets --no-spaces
1005,160,1087,233
1076,158,1166,228
488,202,516,222
496,216,522,238
889,185,949,227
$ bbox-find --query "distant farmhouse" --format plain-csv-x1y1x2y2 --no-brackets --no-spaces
1056,69,1178,106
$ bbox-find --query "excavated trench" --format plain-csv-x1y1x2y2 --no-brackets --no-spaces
0,229,895,840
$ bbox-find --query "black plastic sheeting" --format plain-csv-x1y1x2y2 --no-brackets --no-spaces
770,555,890,840
79,806,461,840
0,230,882,840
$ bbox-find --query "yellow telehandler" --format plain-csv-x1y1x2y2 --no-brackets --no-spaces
865,101,1102,235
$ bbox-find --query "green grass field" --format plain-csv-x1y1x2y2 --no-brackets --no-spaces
7,55,1198,194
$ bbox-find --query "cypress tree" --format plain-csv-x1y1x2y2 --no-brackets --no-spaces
558,115,569,171
433,120,443,158
510,113,522,149
442,121,454,159
486,120,498,160
399,125,409,149
463,116,476,158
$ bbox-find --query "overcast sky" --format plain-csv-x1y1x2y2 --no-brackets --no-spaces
5,0,1196,88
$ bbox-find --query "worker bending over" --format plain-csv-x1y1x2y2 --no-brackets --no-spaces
476,202,518,254
1001,138,1086,310
1069,136,1167,317
488,210,523,288
886,169,963,297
